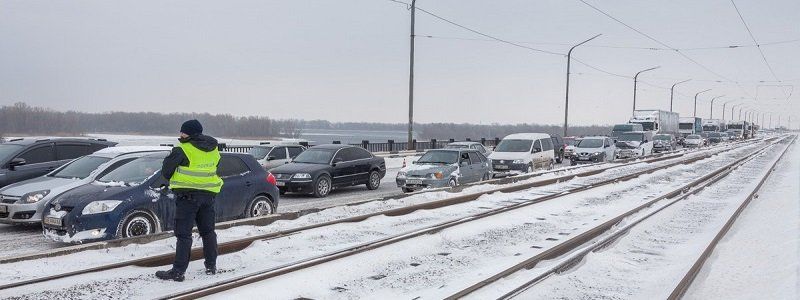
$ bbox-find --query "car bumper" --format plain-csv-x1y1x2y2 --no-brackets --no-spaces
42,210,119,243
275,180,315,193
396,178,450,190
571,155,603,164
615,150,640,158
0,201,46,224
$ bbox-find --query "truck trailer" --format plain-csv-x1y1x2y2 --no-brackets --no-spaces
629,110,680,136
702,119,726,132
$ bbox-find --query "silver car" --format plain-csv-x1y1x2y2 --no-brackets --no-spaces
570,137,616,165
445,141,492,156
0,146,169,225
396,149,491,193
248,144,306,171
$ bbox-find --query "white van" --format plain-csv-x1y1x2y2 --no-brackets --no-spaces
488,133,555,176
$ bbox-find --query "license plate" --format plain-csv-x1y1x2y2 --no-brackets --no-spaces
406,179,423,185
494,165,509,170
578,157,590,161
44,216,62,227
0,205,6,213
276,182,285,187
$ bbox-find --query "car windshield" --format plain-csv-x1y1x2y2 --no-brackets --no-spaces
708,132,721,137
679,123,694,129
417,151,458,164
618,133,644,142
612,124,634,131
495,139,532,152
97,157,162,185
248,146,272,159
0,144,23,163
445,144,468,149
292,149,335,164
564,138,577,146
50,156,112,179
577,139,603,148
687,135,701,140
654,135,672,141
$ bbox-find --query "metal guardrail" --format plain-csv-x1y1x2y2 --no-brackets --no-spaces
214,137,502,154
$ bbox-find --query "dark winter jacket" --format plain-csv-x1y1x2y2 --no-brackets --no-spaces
162,134,219,194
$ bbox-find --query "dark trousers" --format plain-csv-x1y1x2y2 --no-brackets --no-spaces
172,191,218,273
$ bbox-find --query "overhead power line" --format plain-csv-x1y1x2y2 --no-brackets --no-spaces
729,0,788,98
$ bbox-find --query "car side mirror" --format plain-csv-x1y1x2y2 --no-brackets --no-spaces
643,140,649,143
9,158,26,170
531,148,541,153
266,156,276,161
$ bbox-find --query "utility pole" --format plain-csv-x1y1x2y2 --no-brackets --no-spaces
721,99,739,121
632,66,660,116
564,34,601,137
669,79,690,113
693,89,711,118
709,95,725,119
407,0,417,150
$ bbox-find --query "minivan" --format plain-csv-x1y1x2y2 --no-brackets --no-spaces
488,133,555,177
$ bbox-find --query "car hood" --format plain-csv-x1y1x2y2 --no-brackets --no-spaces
270,162,330,174
488,152,530,160
402,163,457,175
615,141,642,149
0,176,79,197
50,181,141,209
574,147,603,153
685,139,703,144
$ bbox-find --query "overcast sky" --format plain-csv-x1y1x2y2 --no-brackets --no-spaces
1,0,798,126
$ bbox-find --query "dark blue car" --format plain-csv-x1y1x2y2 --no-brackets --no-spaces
42,152,280,243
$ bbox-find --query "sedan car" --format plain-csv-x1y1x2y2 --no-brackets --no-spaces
570,137,615,165
684,134,705,148
270,145,386,198
652,134,677,153
0,146,169,225
248,143,305,170
396,149,491,193
445,142,491,157
42,152,279,243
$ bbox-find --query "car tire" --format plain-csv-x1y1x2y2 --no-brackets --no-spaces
556,152,563,164
401,187,414,193
482,173,491,181
448,178,458,188
366,170,381,190
312,174,332,198
116,210,157,239
547,160,554,170
526,163,534,173
246,195,274,218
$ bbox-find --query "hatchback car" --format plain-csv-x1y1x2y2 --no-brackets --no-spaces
0,138,117,188
571,137,615,165
270,145,386,198
396,149,491,193
615,131,654,159
0,146,169,225
42,152,279,243
248,143,306,170
652,134,677,153
684,134,705,148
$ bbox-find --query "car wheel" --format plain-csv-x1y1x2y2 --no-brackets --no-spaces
247,195,274,218
116,210,157,238
482,173,491,181
312,175,332,198
547,160,554,170
401,187,414,193
448,178,458,188
366,170,381,190
526,163,534,173
556,153,563,164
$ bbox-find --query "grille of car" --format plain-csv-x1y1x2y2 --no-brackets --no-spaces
272,173,292,181
0,194,19,204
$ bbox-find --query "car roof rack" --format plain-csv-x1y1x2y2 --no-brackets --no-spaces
8,138,24,142
35,138,51,142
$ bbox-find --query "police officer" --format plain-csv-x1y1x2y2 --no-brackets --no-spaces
156,119,223,282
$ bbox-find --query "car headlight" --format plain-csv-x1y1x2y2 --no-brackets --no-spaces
293,173,312,179
592,152,601,156
21,190,50,203
397,171,407,178
512,159,525,164
82,200,123,215
429,172,444,179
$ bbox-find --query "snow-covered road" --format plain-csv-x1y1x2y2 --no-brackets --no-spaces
0,138,772,299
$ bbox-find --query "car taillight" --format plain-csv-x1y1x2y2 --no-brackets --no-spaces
266,172,277,186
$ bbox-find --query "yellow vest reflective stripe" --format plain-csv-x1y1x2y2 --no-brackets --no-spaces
169,142,223,193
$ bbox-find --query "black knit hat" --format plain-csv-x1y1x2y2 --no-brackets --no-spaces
180,119,203,136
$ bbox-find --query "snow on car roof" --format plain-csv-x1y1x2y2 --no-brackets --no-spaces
92,146,172,157
502,133,551,140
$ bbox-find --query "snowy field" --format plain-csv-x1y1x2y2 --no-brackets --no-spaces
0,137,790,299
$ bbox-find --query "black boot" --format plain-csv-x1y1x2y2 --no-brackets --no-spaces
155,269,185,282
205,266,217,275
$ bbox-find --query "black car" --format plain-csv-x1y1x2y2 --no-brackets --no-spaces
550,134,565,164
0,138,117,188
42,152,280,243
270,145,386,198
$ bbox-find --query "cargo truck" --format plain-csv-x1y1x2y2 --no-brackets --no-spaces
629,110,679,136
679,117,703,137
702,119,726,132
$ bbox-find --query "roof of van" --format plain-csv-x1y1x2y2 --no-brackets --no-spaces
502,133,551,140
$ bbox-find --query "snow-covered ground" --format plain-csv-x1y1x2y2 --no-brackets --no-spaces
685,139,799,299
0,139,768,299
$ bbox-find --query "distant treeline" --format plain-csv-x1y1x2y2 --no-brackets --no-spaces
0,102,611,141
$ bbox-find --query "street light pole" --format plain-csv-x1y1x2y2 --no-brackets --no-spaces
669,79,691,113
721,99,738,121
564,33,601,137
633,66,660,116
709,95,725,119
693,89,711,118
407,0,417,149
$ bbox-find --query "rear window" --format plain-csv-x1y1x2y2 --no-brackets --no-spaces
217,156,250,177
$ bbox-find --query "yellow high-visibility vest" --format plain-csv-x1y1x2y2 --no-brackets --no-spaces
169,142,223,193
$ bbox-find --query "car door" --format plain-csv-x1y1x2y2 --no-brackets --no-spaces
9,143,58,183
531,140,543,169
331,148,357,186
348,147,374,184
467,152,486,182
214,156,255,221
263,147,288,170
605,138,615,160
